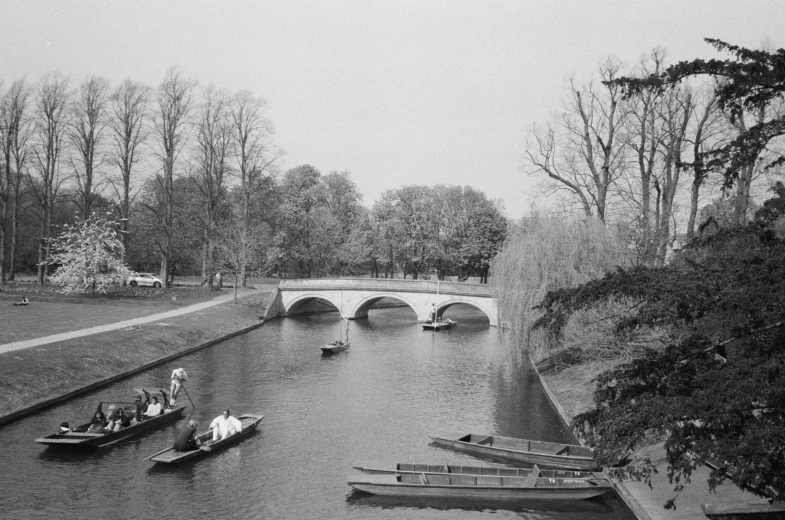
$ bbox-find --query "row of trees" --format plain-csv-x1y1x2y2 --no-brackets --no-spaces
525,42,784,266
1,69,505,287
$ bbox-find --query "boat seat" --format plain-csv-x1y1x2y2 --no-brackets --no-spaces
521,473,538,488
554,446,570,456
419,473,429,485
530,464,541,478
475,435,493,446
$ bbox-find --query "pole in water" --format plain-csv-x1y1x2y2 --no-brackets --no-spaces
181,383,196,412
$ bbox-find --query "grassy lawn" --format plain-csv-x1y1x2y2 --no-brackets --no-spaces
0,288,275,421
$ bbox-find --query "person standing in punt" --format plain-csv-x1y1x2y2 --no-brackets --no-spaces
170,367,188,407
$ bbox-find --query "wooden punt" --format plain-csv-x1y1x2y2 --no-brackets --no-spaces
702,501,785,519
35,403,187,449
347,470,613,501
147,414,263,464
321,341,350,354
422,320,453,331
353,461,605,480
428,431,599,471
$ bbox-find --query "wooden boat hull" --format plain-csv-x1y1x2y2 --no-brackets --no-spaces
148,414,264,464
353,461,604,480
35,405,187,448
428,431,599,471
702,502,785,519
348,473,612,501
422,321,452,331
321,342,349,354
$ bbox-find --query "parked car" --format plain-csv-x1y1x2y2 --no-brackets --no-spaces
127,273,163,288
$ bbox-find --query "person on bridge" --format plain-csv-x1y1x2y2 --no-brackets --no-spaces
208,410,242,443
170,367,188,406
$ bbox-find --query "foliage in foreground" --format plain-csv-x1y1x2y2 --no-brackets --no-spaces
47,215,131,295
534,185,785,507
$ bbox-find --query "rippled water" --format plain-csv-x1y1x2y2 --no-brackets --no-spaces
0,305,634,519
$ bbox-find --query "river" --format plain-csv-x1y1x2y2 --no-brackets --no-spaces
0,305,635,519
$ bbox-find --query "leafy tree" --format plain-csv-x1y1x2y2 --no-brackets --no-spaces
533,184,785,507
47,214,131,295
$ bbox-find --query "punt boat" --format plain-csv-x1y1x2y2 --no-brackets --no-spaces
347,469,613,501
147,414,264,464
321,340,350,354
353,461,605,480
422,319,453,331
35,399,186,449
701,501,785,519
428,431,599,471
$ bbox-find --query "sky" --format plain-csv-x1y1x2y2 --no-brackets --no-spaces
2,0,783,218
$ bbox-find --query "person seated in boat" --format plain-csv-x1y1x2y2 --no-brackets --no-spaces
58,422,71,434
87,411,108,432
110,409,132,431
133,394,148,423
142,397,162,420
208,410,242,443
13,297,29,306
173,420,201,452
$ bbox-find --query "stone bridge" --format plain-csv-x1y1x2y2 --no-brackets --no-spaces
265,278,498,326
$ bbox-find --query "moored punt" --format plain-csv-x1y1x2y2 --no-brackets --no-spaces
702,501,785,520
147,414,264,464
422,320,453,331
321,341,350,354
347,471,613,501
353,461,604,480
428,431,599,471
35,403,187,449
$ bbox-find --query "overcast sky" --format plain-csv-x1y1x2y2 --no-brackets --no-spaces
2,1,783,218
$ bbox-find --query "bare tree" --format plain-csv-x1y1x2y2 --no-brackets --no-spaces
192,85,231,287
526,57,630,222
69,76,110,219
4,81,34,281
31,73,70,285
684,87,723,239
652,88,692,265
108,78,150,261
230,90,279,286
151,67,195,285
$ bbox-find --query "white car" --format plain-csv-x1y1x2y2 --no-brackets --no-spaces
127,273,163,288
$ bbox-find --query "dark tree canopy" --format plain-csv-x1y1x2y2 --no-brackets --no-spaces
534,184,785,506
609,39,785,187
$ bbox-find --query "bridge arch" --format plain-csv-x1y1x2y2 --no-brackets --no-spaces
284,293,341,315
436,298,494,324
349,293,420,320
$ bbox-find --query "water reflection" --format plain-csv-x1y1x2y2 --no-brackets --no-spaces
0,305,634,519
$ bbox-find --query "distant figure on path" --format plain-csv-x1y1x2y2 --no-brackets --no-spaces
215,272,222,288
170,367,188,406
13,297,28,306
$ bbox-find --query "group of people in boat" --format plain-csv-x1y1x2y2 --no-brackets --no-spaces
57,366,245,452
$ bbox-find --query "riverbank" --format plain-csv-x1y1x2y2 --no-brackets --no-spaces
0,287,275,426
534,354,772,520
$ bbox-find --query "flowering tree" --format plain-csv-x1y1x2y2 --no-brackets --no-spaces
48,215,131,295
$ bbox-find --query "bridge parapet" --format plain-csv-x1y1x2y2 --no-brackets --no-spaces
271,278,497,326
278,278,493,298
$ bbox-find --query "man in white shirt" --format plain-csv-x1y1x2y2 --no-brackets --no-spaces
209,410,242,442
